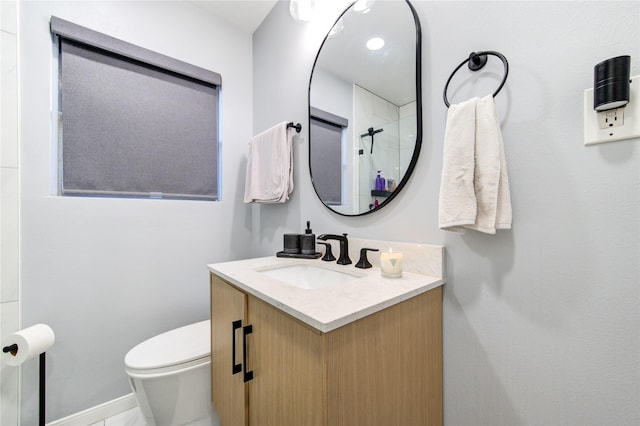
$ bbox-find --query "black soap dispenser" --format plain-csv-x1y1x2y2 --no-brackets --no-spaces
300,221,316,255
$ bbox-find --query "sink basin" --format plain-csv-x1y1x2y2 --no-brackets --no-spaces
257,263,362,290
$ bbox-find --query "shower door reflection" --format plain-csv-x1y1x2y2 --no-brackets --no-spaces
355,85,417,212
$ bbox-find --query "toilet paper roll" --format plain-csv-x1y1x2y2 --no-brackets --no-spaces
1,324,55,366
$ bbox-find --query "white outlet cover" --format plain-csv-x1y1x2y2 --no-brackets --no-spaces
584,75,640,145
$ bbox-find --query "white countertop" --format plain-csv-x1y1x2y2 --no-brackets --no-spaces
208,256,445,333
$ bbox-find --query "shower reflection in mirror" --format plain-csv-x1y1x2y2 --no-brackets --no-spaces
308,0,421,216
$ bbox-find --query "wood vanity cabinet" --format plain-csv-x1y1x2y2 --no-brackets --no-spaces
210,273,443,426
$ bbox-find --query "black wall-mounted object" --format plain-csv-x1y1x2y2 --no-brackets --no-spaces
371,190,393,198
443,51,509,108
287,122,302,133
360,126,384,154
594,55,631,112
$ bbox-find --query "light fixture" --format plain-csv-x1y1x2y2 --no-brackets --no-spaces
289,0,315,23
366,37,384,51
353,0,375,14
593,55,631,111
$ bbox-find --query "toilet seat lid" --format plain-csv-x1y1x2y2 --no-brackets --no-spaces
125,320,210,370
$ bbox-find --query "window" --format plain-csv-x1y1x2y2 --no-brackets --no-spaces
50,17,221,200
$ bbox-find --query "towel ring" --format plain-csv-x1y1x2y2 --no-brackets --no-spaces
443,51,509,108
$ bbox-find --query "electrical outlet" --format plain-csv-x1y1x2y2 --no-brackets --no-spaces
597,108,624,129
584,75,640,145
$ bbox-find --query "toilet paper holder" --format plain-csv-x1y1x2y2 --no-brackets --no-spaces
3,343,48,426
2,343,18,356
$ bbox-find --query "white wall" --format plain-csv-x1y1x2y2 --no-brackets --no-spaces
253,1,640,424
0,0,20,424
19,1,253,422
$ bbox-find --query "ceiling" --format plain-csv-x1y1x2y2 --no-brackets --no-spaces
189,1,418,107
189,0,278,33
313,1,417,106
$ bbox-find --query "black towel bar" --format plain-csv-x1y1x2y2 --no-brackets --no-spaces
443,51,509,108
287,122,302,133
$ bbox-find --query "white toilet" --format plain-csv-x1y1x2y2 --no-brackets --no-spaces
125,320,220,426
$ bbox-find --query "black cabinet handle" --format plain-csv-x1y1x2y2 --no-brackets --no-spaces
231,320,242,375
242,324,254,383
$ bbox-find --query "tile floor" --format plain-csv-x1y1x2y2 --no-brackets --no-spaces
90,406,145,426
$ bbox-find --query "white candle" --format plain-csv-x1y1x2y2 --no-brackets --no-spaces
380,248,403,278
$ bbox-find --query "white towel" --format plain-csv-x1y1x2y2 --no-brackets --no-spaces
439,95,512,234
438,97,478,233
244,122,294,203
491,98,512,231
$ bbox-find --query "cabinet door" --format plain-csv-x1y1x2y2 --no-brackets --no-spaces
211,275,248,426
247,296,325,426
325,287,443,426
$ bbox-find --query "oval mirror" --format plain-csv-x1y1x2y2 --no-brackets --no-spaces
309,0,422,216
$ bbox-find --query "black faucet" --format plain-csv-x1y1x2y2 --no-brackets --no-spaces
355,248,379,269
317,233,351,265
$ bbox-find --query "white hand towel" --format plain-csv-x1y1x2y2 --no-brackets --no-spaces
464,95,503,233
492,98,512,231
438,95,512,234
244,121,294,203
438,97,478,233
475,95,511,233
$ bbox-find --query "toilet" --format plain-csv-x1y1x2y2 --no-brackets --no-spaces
125,320,220,426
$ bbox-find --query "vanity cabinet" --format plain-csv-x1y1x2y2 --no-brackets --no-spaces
210,273,443,426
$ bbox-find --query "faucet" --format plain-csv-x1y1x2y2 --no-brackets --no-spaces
317,233,351,265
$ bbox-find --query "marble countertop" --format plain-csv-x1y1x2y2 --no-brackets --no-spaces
207,255,444,333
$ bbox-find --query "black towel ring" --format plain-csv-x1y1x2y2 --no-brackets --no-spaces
443,51,509,108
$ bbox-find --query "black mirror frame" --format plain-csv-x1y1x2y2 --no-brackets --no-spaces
308,0,422,217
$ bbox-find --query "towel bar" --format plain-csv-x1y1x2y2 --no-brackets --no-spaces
443,51,509,108
287,122,302,133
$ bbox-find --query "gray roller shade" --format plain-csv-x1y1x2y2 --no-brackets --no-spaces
52,17,221,200
310,108,348,205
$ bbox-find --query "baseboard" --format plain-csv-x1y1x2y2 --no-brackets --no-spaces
46,393,137,426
